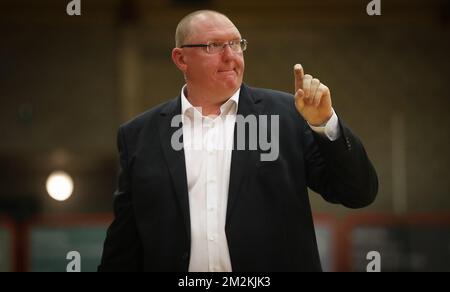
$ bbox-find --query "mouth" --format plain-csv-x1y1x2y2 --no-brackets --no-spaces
218,69,236,75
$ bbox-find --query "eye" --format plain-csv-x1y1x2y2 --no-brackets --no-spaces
209,42,221,48
229,40,239,48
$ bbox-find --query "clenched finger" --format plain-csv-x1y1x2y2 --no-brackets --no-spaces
303,74,313,103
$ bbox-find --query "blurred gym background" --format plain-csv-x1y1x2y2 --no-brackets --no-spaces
0,0,449,272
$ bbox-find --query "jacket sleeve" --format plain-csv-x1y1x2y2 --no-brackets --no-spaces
98,126,143,271
303,117,379,209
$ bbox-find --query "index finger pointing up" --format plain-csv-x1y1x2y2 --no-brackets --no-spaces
294,63,305,92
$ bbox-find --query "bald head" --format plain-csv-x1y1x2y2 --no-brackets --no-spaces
171,10,245,102
175,10,236,48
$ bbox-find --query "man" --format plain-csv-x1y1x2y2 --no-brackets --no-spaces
99,10,378,272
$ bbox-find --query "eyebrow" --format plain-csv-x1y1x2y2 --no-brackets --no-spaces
208,37,241,42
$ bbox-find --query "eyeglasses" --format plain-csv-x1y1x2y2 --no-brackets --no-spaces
180,39,248,54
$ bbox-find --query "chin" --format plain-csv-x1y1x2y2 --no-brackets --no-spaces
222,84,240,96
224,78,242,91
209,77,242,98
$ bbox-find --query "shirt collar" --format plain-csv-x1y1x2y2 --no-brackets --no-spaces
180,84,240,118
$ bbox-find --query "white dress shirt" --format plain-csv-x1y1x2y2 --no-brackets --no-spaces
180,85,340,272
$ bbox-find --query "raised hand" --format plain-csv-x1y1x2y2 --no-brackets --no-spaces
294,64,333,126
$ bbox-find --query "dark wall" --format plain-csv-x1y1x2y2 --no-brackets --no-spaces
0,0,449,218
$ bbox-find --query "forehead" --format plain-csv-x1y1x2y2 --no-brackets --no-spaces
187,14,241,42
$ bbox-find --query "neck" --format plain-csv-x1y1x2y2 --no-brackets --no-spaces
185,85,235,116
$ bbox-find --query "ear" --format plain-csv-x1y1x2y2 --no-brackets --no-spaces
172,48,187,73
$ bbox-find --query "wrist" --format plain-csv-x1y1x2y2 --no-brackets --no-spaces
309,110,333,127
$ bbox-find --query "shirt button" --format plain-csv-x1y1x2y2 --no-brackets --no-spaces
209,235,216,241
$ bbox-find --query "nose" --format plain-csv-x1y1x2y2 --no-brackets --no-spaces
221,44,234,59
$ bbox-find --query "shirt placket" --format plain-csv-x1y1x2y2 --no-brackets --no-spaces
204,117,220,272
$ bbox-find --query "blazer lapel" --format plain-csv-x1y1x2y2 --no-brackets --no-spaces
156,86,263,237
226,84,263,225
158,97,191,240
